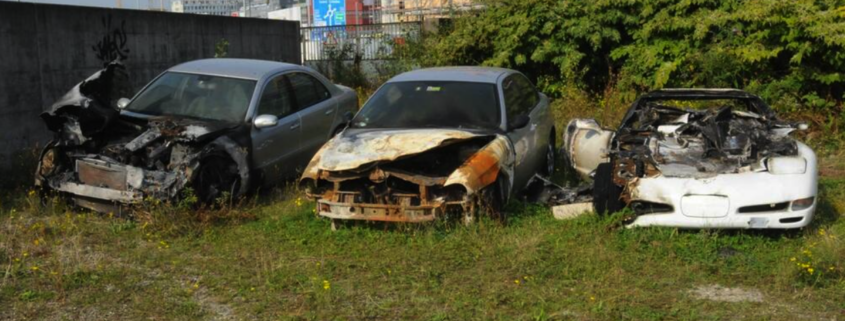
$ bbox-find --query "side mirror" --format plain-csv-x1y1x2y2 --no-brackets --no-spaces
254,114,279,129
508,114,530,131
116,97,131,110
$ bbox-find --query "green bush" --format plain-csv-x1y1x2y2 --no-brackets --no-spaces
415,0,845,150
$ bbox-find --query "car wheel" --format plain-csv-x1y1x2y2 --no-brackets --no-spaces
478,178,506,223
193,155,241,204
592,162,624,215
543,140,556,176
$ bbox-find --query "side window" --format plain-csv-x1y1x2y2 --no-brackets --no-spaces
502,74,538,120
257,75,294,118
287,72,331,109
287,72,331,110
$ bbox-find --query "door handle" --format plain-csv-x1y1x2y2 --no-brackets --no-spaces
324,109,334,115
290,122,300,130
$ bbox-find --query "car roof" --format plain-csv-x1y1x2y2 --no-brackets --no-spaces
641,88,759,99
388,67,515,84
167,58,307,80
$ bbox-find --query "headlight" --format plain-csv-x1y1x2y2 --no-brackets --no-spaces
791,197,815,211
39,148,58,177
766,156,807,175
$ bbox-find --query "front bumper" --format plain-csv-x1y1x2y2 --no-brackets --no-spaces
315,199,469,223
40,157,189,212
627,170,817,229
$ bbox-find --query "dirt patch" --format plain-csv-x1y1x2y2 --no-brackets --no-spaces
194,288,235,321
690,285,764,303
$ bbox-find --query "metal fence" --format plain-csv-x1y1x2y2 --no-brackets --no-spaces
301,22,423,61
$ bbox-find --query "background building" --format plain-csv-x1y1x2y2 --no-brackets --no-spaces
171,0,241,16
379,0,479,23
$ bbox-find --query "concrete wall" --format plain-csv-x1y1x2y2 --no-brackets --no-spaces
0,2,300,170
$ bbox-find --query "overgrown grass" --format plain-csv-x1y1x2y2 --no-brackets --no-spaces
1,166,843,320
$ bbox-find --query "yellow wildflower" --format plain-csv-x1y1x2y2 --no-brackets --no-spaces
28,190,36,197
808,268,814,274
789,257,796,262
322,280,331,290
514,279,520,285
30,266,39,271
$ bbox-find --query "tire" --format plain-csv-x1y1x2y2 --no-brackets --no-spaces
592,162,624,215
479,178,506,223
193,155,241,204
542,140,556,176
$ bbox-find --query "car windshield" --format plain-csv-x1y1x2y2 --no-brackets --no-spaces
645,98,756,113
351,81,501,130
125,72,256,123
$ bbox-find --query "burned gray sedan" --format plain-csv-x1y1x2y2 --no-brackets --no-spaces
36,59,357,212
300,67,555,226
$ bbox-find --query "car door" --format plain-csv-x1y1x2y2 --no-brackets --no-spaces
502,73,540,191
287,72,336,168
251,73,302,182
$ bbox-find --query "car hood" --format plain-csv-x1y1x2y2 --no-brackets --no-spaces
41,61,131,139
300,128,513,193
132,116,239,144
303,128,491,172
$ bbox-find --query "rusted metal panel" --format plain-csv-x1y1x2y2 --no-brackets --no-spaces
302,129,513,223
301,129,485,181
77,160,128,191
317,199,440,223
444,136,511,194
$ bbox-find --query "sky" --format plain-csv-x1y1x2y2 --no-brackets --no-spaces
2,0,175,11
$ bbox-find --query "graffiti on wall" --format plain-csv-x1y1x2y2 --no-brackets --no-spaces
91,15,130,65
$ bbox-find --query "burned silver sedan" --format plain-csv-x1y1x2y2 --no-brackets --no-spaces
300,67,556,226
563,89,817,229
36,59,358,212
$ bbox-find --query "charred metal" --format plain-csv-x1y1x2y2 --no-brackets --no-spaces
301,130,513,223
36,62,249,212
564,89,816,228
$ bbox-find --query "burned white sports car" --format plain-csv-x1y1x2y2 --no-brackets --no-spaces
36,59,357,212
563,89,817,229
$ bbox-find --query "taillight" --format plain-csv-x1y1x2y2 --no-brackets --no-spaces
791,197,815,211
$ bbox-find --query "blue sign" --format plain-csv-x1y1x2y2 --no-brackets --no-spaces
313,0,346,26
